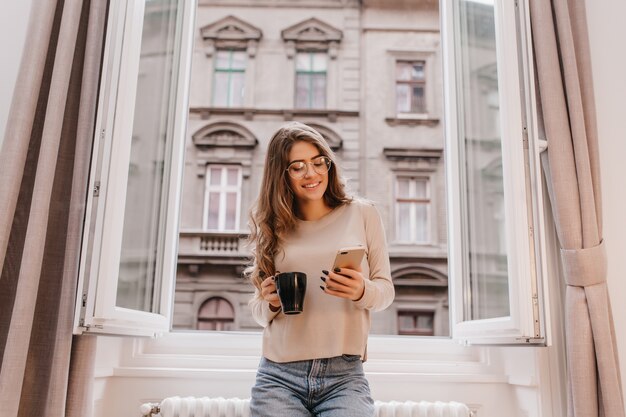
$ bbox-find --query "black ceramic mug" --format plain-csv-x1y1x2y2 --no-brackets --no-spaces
274,272,307,314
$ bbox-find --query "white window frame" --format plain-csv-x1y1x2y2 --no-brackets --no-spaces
203,165,242,231
73,0,197,336
394,175,431,244
442,0,550,344
77,0,551,349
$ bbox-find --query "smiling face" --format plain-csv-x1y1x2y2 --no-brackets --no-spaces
286,141,330,207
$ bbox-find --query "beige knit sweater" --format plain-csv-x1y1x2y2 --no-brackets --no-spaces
249,200,395,363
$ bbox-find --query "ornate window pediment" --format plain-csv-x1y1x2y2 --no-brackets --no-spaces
200,15,262,57
281,18,343,59
192,122,258,148
392,265,448,287
303,122,343,151
383,147,443,172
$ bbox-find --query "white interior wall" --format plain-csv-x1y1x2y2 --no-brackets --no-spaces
0,1,33,148
585,0,626,411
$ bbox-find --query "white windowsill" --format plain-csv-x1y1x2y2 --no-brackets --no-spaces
107,331,506,384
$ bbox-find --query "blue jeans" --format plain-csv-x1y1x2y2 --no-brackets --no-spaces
250,355,375,417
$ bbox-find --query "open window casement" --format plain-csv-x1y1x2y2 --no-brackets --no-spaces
73,0,197,336
441,0,550,345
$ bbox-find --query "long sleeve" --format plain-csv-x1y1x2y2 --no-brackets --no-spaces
249,288,280,327
353,203,395,312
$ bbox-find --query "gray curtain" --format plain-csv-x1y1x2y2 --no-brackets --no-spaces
530,0,625,416
0,0,107,416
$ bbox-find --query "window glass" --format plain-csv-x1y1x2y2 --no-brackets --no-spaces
116,0,179,312
212,72,230,107
197,297,235,331
213,50,246,107
204,165,242,232
206,193,220,230
457,0,510,319
295,52,326,109
396,60,427,114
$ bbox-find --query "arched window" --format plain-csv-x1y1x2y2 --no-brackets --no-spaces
197,297,235,331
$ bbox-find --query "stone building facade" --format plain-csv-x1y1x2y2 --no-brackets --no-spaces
174,0,448,336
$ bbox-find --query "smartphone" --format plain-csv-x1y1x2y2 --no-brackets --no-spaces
332,246,366,271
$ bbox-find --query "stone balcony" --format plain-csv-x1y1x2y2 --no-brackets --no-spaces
178,230,251,265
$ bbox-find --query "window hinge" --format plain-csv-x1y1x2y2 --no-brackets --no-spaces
94,181,100,197
515,336,545,344
82,293,87,307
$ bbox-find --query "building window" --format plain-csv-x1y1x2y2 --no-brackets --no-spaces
395,176,430,243
295,52,327,109
204,165,242,231
397,310,435,336
197,297,235,331
213,50,246,107
396,60,426,114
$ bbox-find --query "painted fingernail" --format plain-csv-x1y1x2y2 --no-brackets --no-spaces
322,270,329,275
320,286,325,291
320,276,326,282
334,267,341,273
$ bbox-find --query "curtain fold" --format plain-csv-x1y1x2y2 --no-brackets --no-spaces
530,0,624,416
0,0,107,416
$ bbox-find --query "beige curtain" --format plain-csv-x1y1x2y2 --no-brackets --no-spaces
530,0,625,416
0,0,107,416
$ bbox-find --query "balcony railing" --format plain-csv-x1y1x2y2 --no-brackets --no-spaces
178,230,250,261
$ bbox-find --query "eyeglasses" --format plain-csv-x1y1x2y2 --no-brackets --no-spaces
285,156,332,179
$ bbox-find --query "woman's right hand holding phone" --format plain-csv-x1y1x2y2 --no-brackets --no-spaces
261,274,281,311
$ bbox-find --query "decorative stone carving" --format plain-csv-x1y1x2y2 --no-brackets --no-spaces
192,122,258,178
302,122,343,151
281,18,343,59
193,122,258,148
383,148,442,172
392,264,448,287
200,15,262,57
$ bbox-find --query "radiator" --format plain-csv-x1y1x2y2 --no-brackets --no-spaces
140,397,474,417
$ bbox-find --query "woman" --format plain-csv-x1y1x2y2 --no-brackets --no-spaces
246,122,394,417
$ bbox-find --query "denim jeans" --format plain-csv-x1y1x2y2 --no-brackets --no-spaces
250,355,375,417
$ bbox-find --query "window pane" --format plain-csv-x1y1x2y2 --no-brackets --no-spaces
224,192,238,230
311,74,326,109
396,84,411,113
226,167,239,186
416,313,434,331
206,193,220,230
209,167,222,185
230,73,245,106
411,86,425,113
295,73,310,108
231,51,247,70
414,179,427,198
397,203,411,241
457,0,510,319
414,204,428,242
116,0,179,312
296,53,311,71
396,62,412,81
412,62,425,80
397,177,410,198
312,53,327,71
214,50,231,69
213,72,230,106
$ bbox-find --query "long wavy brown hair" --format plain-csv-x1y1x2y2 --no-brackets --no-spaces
245,122,352,289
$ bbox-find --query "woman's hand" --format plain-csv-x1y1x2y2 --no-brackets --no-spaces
321,267,365,301
261,274,281,311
